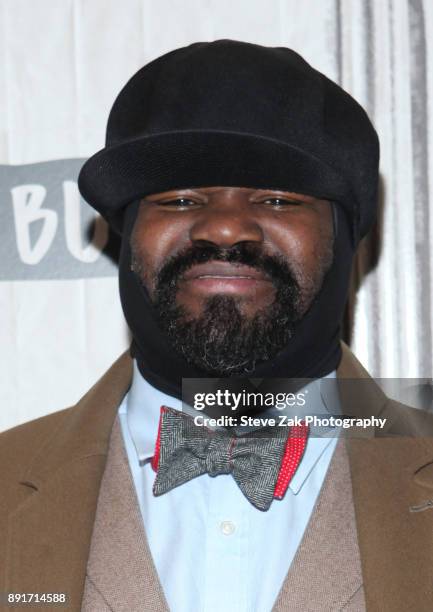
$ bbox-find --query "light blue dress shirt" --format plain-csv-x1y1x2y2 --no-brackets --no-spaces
118,361,339,612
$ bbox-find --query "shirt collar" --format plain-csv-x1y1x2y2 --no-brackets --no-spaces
119,360,340,494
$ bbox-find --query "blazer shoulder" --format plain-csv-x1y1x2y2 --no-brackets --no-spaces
381,396,433,437
0,407,73,487
0,350,133,485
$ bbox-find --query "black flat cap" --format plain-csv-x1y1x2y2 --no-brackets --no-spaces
78,39,379,239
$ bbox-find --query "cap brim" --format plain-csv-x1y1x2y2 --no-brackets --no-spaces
78,130,351,234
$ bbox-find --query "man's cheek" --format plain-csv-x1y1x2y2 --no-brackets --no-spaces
130,250,157,296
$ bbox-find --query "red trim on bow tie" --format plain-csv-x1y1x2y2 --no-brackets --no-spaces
151,406,168,471
152,406,308,501
273,423,308,499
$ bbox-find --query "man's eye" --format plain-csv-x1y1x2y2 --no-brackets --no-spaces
157,198,197,208
262,198,302,207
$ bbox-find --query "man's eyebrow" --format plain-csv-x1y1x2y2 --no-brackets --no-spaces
142,189,203,200
251,191,318,200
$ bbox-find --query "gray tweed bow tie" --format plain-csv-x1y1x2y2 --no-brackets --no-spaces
151,407,308,511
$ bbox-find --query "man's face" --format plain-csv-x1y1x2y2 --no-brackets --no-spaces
130,186,334,375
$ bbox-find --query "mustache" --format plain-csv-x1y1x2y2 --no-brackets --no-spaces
154,243,300,291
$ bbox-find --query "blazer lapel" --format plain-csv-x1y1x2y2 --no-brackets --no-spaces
4,352,133,611
82,418,169,612
347,436,433,612
338,343,433,611
273,440,365,611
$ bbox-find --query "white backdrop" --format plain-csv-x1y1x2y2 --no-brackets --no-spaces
1,0,432,431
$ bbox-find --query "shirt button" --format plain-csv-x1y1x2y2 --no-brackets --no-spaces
220,520,236,536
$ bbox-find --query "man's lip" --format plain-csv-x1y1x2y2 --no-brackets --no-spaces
182,261,270,281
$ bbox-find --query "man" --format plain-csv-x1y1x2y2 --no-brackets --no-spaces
1,40,432,612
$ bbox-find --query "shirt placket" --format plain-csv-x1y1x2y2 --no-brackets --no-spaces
202,474,249,612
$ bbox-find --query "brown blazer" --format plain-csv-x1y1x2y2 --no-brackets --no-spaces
1,344,433,611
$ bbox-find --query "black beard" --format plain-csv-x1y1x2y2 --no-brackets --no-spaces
135,243,306,376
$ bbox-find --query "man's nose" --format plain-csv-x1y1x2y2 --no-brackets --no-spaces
189,202,264,248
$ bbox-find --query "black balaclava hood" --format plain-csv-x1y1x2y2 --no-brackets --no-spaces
119,198,354,399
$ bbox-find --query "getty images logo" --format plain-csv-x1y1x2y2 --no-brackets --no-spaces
0,159,118,280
